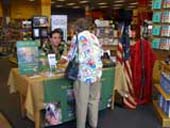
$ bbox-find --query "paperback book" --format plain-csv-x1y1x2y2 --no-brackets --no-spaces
163,0,170,8
152,25,161,36
161,11,170,23
152,38,160,49
152,0,162,9
161,25,170,37
152,12,161,23
159,38,170,50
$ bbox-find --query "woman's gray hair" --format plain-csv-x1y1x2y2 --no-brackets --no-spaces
73,18,93,33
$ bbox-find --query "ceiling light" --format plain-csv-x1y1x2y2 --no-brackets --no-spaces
113,0,124,3
51,1,55,4
99,5,108,8
128,6,136,8
67,3,76,6
57,0,65,1
28,0,35,2
98,2,107,5
79,0,89,4
113,7,121,10
113,4,123,6
73,6,80,9
129,2,138,5
55,5,63,8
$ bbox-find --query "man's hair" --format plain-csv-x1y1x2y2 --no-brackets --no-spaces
73,18,93,33
49,28,63,40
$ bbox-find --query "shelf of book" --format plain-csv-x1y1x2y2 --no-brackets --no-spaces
154,84,170,100
152,0,170,50
153,100,170,127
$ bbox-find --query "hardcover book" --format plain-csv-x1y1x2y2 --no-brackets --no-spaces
16,40,39,75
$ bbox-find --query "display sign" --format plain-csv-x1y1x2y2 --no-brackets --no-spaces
16,40,39,75
51,15,67,42
48,54,56,73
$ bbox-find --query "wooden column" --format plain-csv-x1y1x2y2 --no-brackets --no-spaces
0,1,3,17
39,0,51,22
2,0,10,20
136,0,149,38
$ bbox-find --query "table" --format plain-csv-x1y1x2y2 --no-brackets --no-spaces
7,68,115,128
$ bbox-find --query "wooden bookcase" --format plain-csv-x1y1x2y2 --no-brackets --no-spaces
153,84,170,127
153,61,170,127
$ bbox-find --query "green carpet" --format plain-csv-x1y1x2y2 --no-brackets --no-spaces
0,113,12,128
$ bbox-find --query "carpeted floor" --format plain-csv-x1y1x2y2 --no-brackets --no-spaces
0,59,162,128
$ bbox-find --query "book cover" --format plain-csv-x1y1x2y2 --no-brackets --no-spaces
152,25,161,36
152,38,160,49
158,95,163,108
159,38,170,50
161,11,170,23
96,27,114,45
161,25,170,37
16,40,39,75
152,12,161,23
163,98,167,114
152,0,162,9
163,0,170,8
167,101,170,117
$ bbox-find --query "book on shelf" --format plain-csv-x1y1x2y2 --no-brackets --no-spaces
163,0,170,8
152,38,160,49
161,11,170,23
159,94,170,117
152,25,161,36
159,38,170,50
96,27,115,45
152,12,161,23
16,40,40,75
152,0,162,9
160,72,170,93
161,25,170,37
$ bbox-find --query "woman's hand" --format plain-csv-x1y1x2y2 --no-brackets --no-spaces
58,58,67,65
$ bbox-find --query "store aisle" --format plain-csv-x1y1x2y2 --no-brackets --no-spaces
0,59,161,128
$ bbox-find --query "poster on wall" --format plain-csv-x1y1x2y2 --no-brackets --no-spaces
51,15,67,42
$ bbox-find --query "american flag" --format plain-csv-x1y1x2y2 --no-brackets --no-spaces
116,25,137,109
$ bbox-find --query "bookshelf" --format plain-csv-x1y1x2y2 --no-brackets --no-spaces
153,100,170,127
152,0,170,60
153,61,170,127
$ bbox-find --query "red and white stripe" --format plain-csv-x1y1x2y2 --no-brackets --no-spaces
117,42,137,109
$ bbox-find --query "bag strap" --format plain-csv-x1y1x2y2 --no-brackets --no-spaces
75,34,79,59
